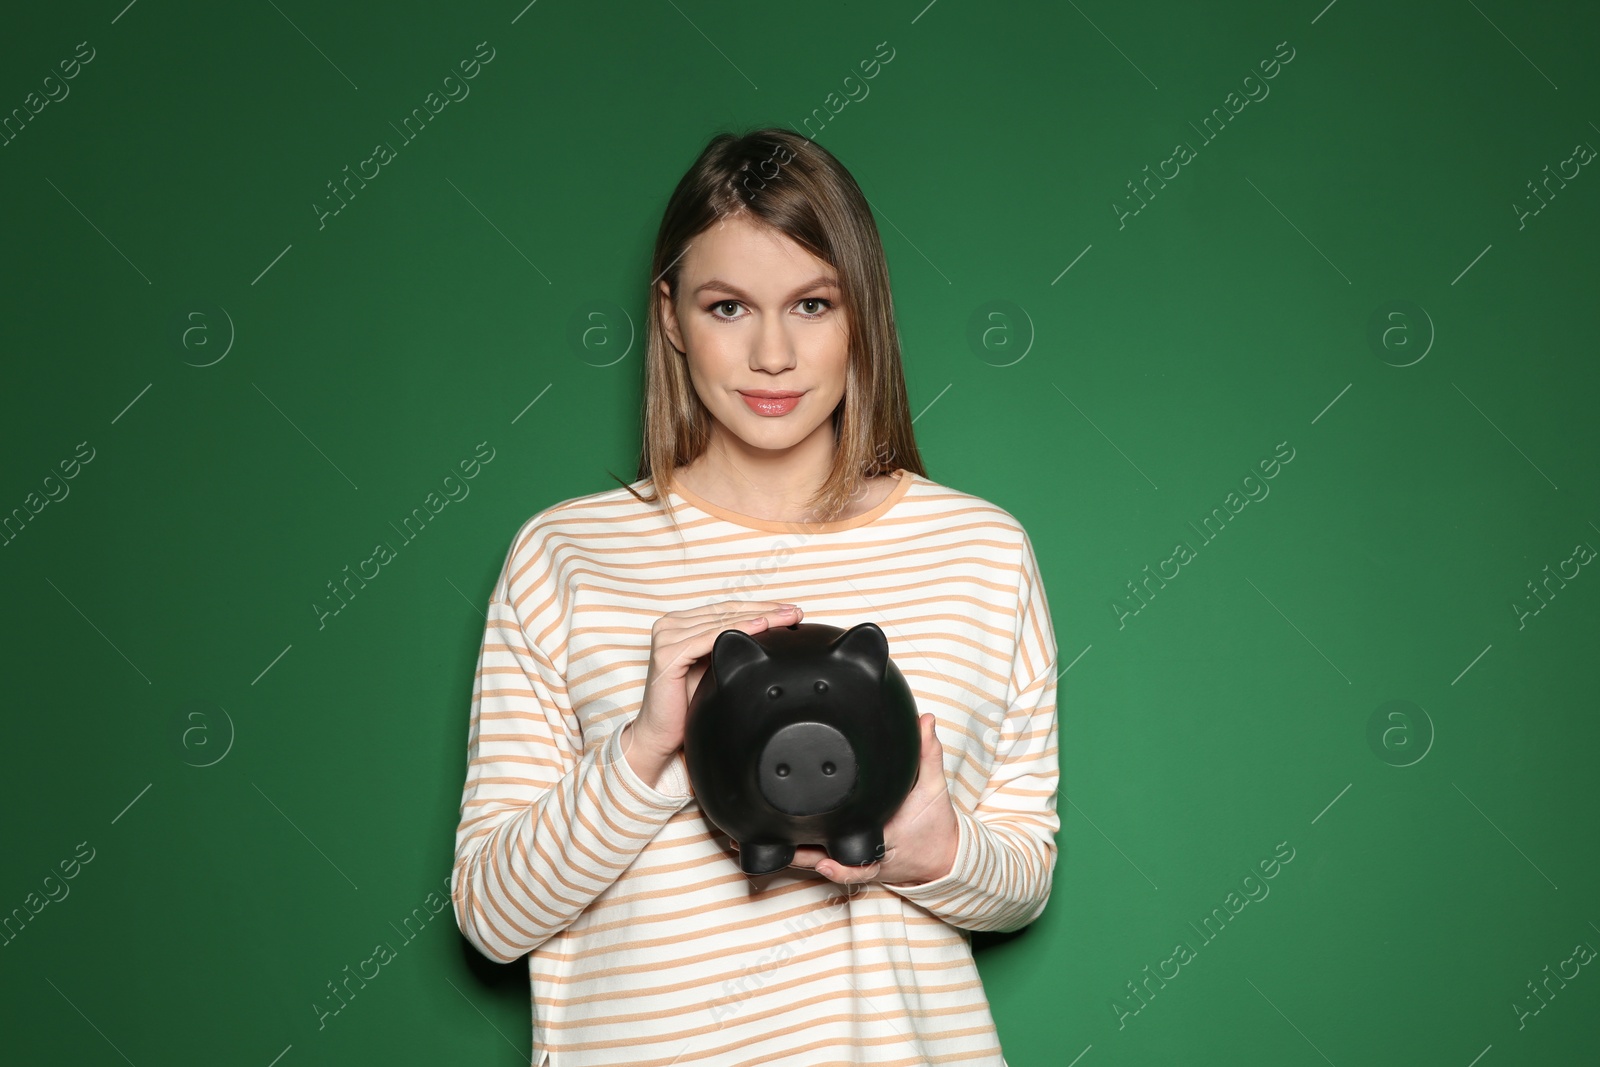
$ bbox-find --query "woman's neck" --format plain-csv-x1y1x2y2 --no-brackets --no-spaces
672,434,891,525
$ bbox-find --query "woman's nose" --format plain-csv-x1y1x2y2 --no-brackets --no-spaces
749,317,798,372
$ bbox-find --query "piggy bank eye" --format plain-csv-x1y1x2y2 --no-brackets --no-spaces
767,685,782,699
813,680,828,693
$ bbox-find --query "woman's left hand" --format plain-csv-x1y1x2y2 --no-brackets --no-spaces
778,712,959,886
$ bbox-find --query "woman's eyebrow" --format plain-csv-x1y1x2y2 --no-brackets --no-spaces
693,275,839,301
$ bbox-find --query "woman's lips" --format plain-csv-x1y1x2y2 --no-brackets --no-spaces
739,391,803,417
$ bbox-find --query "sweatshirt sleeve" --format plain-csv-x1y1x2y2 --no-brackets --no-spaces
882,528,1060,933
450,542,693,963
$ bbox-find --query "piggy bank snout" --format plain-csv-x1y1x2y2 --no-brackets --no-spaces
757,721,858,816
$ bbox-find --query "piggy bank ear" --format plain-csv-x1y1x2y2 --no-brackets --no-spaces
712,628,770,686
831,622,888,681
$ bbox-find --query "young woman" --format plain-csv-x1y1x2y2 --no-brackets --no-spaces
451,128,1060,1067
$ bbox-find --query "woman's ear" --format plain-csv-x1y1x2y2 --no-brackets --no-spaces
657,280,684,354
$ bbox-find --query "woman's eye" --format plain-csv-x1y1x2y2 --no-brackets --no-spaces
706,297,831,321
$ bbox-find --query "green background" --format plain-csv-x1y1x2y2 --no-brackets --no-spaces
3,1,1597,1064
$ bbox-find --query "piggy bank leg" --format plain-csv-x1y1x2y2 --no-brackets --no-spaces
828,827,885,868
739,841,796,876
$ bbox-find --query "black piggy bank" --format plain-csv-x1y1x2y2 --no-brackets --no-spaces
684,621,922,876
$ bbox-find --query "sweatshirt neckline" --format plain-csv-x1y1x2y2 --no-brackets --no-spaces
667,469,913,534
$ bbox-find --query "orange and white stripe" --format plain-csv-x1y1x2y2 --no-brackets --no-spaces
450,469,1059,1066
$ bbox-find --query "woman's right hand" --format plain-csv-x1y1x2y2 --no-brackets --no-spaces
623,601,802,779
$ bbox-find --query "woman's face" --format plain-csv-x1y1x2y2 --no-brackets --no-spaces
658,215,849,461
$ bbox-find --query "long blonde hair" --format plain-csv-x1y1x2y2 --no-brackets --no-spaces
612,127,925,524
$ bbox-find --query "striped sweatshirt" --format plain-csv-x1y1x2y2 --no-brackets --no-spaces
449,467,1060,1066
